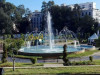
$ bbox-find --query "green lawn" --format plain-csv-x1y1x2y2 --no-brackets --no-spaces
0,62,43,67
4,66,100,75
8,54,42,59
67,50,100,58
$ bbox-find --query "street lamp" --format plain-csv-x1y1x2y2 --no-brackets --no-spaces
11,48,16,71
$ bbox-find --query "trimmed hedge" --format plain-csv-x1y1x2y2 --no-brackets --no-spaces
30,57,37,64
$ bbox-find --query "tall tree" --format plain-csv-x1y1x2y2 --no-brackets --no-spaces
25,8,32,17
78,15,98,38
0,8,13,34
49,5,73,32
16,5,25,18
0,0,5,3
41,1,55,31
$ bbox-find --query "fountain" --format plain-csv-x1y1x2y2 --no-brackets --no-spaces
74,40,77,48
26,41,31,48
47,11,54,50
19,11,95,55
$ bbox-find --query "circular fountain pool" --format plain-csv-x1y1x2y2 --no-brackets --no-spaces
19,45,94,54
19,45,83,53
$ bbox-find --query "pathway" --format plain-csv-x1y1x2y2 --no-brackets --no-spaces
0,54,31,63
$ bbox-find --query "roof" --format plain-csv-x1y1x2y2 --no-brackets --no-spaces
88,33,98,40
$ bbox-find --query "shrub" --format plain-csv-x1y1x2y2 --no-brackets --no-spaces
6,38,24,55
82,61,89,65
2,43,7,63
95,37,100,47
30,57,37,64
71,61,76,65
89,56,93,62
63,44,71,65
63,44,67,63
64,58,71,65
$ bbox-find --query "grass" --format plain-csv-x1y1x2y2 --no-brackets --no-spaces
0,60,100,67
4,66,100,75
92,60,100,65
67,50,100,58
0,62,43,67
8,54,42,59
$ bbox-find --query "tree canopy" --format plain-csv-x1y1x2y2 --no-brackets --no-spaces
41,2,98,38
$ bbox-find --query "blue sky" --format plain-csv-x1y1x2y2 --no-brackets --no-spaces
6,0,100,12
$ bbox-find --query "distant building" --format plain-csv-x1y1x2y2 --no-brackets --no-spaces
31,11,42,31
61,4,66,6
67,2,100,26
0,0,4,2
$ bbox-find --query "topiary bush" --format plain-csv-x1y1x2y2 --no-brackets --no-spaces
89,56,93,62
63,44,67,62
30,57,37,64
63,44,70,65
2,43,7,63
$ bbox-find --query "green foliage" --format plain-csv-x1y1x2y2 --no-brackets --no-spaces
30,57,37,64
78,15,98,37
63,44,67,60
41,2,98,37
95,37,100,47
0,8,13,34
41,1,54,12
89,56,93,62
41,1,55,31
21,33,25,40
0,2,31,34
1,43,7,63
17,5,25,17
5,38,24,55
63,44,70,65
0,0,5,3
71,61,95,65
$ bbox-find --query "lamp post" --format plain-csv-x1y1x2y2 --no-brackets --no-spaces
11,48,15,71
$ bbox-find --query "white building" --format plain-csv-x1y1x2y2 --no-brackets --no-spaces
31,10,42,31
67,2,100,25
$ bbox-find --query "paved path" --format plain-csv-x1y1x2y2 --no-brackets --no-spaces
3,65,100,68
44,64,64,67
0,54,31,63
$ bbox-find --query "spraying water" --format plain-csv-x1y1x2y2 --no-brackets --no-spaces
74,40,77,48
27,41,31,48
47,11,54,50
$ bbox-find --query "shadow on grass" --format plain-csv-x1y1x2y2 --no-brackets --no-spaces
23,63,32,65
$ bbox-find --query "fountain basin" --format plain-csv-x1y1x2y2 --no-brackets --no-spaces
18,45,94,56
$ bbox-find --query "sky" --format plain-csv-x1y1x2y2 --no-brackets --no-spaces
6,0,100,12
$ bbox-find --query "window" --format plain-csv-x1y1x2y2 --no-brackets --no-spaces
89,12,91,16
82,5,85,9
86,12,87,15
82,12,84,16
89,4,92,8
34,18,35,22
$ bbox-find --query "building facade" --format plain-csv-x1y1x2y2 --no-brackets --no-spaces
67,2,100,25
31,11,42,31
